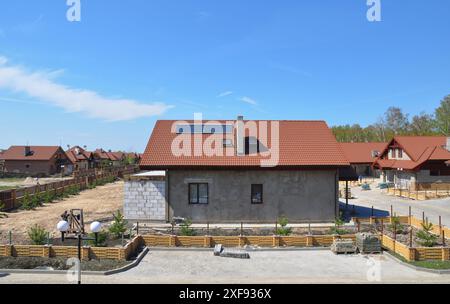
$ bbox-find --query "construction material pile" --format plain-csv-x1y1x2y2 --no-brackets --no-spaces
214,244,250,259
331,239,357,254
356,233,381,254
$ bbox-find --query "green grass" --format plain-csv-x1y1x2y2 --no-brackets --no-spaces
0,186,13,191
389,251,450,270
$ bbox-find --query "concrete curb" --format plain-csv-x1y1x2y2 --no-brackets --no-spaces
0,247,149,276
384,251,450,275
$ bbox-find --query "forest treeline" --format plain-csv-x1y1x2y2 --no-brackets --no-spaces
332,95,450,143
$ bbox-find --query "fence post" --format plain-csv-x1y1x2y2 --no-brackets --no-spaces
409,206,412,226
11,189,16,208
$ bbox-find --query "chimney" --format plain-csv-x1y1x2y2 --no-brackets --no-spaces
24,146,31,156
236,115,245,156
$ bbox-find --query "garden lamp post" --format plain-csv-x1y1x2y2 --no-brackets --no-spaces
56,220,102,284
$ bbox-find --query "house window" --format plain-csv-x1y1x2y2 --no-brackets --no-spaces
251,184,263,204
189,183,209,204
391,149,397,158
25,164,30,168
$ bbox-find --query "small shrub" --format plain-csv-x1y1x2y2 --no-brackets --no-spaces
180,219,196,236
329,213,349,235
417,222,438,247
27,224,48,245
43,191,54,204
109,210,128,239
276,216,292,236
21,192,34,210
88,231,109,247
0,201,7,218
389,216,405,234
31,192,43,208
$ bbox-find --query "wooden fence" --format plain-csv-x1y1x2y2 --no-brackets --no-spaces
386,186,450,200
0,235,144,261
354,215,450,261
141,234,357,248
353,215,450,239
0,166,139,211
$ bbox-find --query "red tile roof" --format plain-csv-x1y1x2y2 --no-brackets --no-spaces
374,136,450,170
339,142,388,164
0,146,63,161
66,146,92,164
141,120,350,168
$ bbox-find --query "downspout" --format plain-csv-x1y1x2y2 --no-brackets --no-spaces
335,169,339,219
165,169,170,223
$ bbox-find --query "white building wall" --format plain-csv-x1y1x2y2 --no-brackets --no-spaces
124,180,166,221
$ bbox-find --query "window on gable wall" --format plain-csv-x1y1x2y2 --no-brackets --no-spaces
398,149,403,158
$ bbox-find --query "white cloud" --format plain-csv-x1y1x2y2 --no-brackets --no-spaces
0,56,7,65
0,57,173,121
240,96,258,105
217,91,233,98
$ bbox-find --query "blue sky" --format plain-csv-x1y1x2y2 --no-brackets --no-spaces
0,1,449,152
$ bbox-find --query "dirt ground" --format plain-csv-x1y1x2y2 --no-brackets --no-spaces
0,181,124,244
0,177,73,188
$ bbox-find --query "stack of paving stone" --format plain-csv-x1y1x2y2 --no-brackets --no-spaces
331,238,357,254
356,233,381,254
213,244,250,259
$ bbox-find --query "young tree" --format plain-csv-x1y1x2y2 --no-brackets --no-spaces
435,95,450,136
384,107,409,135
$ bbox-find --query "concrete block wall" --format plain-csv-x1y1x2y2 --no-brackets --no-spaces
124,180,166,221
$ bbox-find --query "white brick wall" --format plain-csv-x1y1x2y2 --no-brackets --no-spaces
124,180,166,221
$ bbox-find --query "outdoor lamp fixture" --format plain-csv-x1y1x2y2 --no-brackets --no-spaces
56,220,102,284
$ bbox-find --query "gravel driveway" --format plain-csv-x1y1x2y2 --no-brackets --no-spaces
1,249,450,284
344,186,450,226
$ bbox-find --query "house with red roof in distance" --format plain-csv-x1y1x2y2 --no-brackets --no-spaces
373,136,450,190
93,149,125,168
0,146,71,177
124,116,351,223
65,146,95,173
339,142,388,178
0,149,5,173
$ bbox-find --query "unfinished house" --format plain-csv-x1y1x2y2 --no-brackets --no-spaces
373,136,450,190
124,117,350,223
0,146,71,177
339,142,387,178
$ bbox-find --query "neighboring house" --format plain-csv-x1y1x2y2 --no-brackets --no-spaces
65,146,95,173
94,149,122,167
124,117,350,223
373,136,450,190
0,146,71,176
0,149,5,173
124,152,141,165
339,142,387,177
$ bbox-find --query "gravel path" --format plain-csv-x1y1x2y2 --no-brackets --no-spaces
1,250,450,284
0,181,124,243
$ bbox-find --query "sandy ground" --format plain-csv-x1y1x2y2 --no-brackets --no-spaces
0,181,124,243
1,250,450,284
0,177,73,188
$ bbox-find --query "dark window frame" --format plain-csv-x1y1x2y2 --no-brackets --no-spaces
188,183,209,205
251,184,263,204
